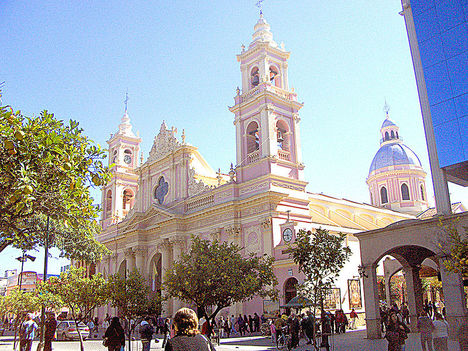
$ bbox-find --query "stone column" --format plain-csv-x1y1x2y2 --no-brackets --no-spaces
403,265,423,332
134,247,147,278
361,263,381,339
439,258,468,339
159,240,173,317
171,238,187,314
125,248,136,273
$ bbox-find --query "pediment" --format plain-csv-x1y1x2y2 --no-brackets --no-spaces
119,203,180,233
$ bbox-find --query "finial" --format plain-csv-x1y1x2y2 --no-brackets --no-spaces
140,153,144,164
236,86,240,95
241,44,245,52
229,163,236,182
124,90,129,113
383,99,390,118
181,129,186,144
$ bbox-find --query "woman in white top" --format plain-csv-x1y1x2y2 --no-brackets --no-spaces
432,313,448,351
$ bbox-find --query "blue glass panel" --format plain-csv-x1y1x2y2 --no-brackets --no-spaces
425,62,453,105
434,119,463,167
446,52,468,96
413,7,441,42
435,0,464,31
420,35,445,68
454,93,468,118
458,115,468,159
441,23,468,59
411,0,435,15
430,99,457,125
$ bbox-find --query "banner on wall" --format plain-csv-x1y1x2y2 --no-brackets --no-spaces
323,288,341,310
348,279,362,309
263,300,280,318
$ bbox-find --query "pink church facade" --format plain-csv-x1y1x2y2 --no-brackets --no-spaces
96,15,414,319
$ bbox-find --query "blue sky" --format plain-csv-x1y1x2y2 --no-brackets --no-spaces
1,1,467,274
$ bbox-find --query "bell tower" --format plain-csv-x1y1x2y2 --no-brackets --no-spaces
101,95,141,228
229,13,305,185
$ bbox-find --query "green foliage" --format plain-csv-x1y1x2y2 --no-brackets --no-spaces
37,266,108,351
164,236,278,325
438,218,468,275
288,229,352,308
0,104,112,253
38,266,108,322
0,288,40,318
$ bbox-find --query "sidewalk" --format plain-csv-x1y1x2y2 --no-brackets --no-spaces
0,329,462,350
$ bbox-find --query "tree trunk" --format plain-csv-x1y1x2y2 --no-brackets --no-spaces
74,319,85,351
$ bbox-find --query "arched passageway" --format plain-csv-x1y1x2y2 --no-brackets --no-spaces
355,213,468,340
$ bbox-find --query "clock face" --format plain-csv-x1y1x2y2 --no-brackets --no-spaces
283,228,293,243
124,154,132,164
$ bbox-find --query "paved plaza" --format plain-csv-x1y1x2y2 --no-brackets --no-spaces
0,329,462,351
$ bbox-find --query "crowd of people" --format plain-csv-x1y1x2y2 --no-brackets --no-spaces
379,302,450,351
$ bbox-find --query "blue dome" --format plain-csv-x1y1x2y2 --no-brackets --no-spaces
369,142,422,174
381,118,397,128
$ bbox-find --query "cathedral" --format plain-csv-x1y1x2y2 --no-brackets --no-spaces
96,14,426,319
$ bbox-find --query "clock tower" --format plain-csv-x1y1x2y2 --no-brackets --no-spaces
101,101,141,228
229,13,305,186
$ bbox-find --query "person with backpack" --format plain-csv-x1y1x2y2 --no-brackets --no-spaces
140,316,156,351
385,312,410,351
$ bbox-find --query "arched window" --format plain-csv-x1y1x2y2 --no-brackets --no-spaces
385,131,389,141
391,131,395,139
396,131,399,138
420,185,425,201
276,120,289,151
380,186,388,204
246,121,260,153
401,183,410,200
112,150,117,163
154,177,169,204
251,67,259,88
106,190,112,214
123,189,134,210
269,66,280,87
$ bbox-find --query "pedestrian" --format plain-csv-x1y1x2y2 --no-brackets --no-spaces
253,313,260,333
349,309,358,330
401,304,410,325
432,313,448,351
104,317,125,351
243,315,249,335
94,316,100,337
164,307,215,351
87,319,95,338
237,315,245,336
270,319,276,344
385,312,409,351
288,313,300,349
44,312,57,351
417,311,435,351
320,312,331,351
102,318,110,335
162,318,171,348
140,316,156,351
19,313,38,351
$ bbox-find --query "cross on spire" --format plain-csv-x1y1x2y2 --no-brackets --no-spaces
256,0,265,15
124,91,129,113
383,100,390,118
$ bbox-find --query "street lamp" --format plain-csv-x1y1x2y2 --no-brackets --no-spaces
15,253,36,291
358,264,368,278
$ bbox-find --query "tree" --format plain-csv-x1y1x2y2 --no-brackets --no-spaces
37,266,108,351
0,104,112,253
288,228,351,347
163,236,278,331
107,269,161,351
0,288,40,349
437,218,468,275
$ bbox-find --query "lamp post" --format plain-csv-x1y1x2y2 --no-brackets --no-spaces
15,253,36,291
38,215,50,351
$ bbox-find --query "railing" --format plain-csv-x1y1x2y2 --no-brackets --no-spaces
247,150,260,164
278,150,290,161
240,86,261,103
185,194,214,211
240,83,298,103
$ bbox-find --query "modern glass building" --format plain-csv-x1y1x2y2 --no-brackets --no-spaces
401,0,468,213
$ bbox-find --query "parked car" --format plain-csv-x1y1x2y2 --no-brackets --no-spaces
56,320,89,340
